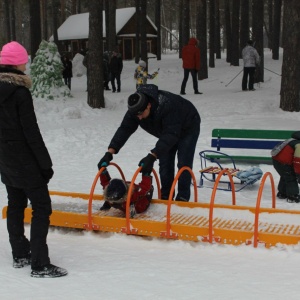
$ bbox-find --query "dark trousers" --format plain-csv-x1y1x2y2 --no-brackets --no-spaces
180,69,199,93
159,115,200,201
272,159,299,196
6,185,52,268
64,77,71,90
242,67,256,90
111,73,121,92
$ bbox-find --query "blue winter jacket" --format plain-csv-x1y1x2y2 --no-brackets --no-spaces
108,84,201,158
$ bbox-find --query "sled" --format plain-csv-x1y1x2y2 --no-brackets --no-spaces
199,150,262,191
3,163,300,248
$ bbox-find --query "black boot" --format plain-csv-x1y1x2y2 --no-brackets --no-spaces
13,253,31,268
31,264,68,278
180,91,186,95
194,91,203,94
287,195,300,203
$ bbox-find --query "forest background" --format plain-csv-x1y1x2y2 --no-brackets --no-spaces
0,0,299,111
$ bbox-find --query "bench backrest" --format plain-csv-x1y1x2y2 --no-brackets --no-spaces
211,129,295,150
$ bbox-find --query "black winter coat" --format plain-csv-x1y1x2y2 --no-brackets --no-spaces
62,59,73,78
108,84,201,158
109,54,123,74
0,67,52,188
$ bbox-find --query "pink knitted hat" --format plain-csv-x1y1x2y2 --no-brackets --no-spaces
0,41,28,65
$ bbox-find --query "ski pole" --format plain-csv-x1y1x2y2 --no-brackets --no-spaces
225,69,243,87
264,67,281,76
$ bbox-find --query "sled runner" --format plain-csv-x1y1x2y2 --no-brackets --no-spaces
2,163,300,248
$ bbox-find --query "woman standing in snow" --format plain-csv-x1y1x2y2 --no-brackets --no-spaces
0,41,67,278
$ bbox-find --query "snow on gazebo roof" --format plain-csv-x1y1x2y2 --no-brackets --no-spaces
50,7,157,41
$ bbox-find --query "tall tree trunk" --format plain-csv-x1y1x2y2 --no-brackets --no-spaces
105,0,109,51
108,0,117,52
51,0,59,45
268,0,273,49
4,0,11,42
280,0,300,111
29,0,42,60
230,0,240,66
239,0,249,57
224,0,232,63
155,0,161,60
11,0,16,40
197,0,208,80
87,0,104,108
272,0,282,60
178,0,183,58
215,0,221,59
41,0,48,40
140,0,148,65
209,0,215,68
182,0,190,47
252,0,264,83
135,0,140,63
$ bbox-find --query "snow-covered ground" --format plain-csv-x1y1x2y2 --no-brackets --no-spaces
1,49,300,300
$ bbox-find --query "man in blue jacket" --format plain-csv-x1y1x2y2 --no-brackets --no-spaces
98,84,200,202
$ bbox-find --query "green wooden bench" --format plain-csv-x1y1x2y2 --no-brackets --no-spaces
205,129,296,163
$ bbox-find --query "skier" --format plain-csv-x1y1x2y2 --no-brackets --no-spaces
271,131,300,203
241,40,260,91
99,169,153,217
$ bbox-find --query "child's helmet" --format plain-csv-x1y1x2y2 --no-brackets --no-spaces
105,179,128,203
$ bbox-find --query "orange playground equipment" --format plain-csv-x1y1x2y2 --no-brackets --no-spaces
2,163,300,248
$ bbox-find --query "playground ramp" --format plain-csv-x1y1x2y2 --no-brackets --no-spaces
2,164,300,249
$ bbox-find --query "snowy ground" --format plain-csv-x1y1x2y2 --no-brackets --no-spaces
1,49,300,300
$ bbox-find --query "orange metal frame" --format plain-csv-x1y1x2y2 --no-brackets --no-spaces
2,163,300,248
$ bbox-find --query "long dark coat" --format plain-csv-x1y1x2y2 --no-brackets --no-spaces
0,67,52,188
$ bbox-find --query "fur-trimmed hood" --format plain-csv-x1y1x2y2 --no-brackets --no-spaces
0,67,32,104
0,68,32,89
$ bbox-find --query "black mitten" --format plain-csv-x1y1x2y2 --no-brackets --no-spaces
100,201,111,211
98,152,113,169
138,154,156,174
41,168,54,183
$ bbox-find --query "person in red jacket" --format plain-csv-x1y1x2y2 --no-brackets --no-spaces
271,131,300,203
99,169,153,217
180,37,202,95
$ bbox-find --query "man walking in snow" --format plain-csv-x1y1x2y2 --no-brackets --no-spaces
98,84,200,202
180,37,202,95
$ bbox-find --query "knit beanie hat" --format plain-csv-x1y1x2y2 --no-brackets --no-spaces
0,41,28,65
128,93,149,115
139,60,146,68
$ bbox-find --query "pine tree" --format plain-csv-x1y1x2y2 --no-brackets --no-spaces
30,40,71,100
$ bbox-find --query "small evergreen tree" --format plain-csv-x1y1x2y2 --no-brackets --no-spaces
30,40,71,100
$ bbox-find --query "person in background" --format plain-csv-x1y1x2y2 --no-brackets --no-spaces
103,51,111,90
62,54,73,90
241,40,260,91
99,169,153,217
97,84,201,202
0,41,68,278
134,60,158,89
180,37,202,95
109,47,123,93
271,131,300,203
